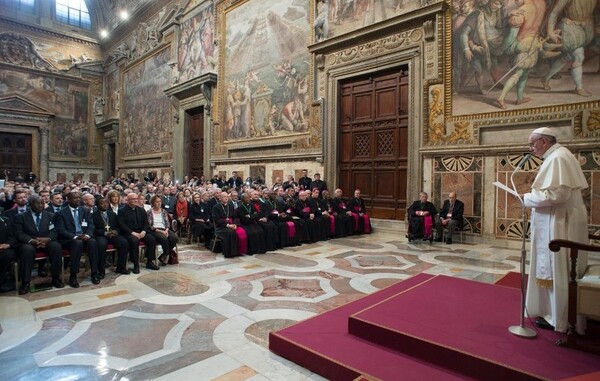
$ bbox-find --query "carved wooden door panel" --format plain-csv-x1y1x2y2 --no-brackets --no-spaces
188,108,204,178
0,132,32,180
339,69,408,219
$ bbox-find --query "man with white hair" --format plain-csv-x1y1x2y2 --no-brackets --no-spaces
523,127,589,333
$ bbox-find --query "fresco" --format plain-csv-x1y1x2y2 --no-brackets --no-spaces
105,69,119,119
0,68,90,157
221,0,310,142
121,47,172,157
178,5,215,83
314,0,425,42
451,0,600,116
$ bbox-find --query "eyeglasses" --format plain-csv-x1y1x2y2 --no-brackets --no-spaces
528,138,543,147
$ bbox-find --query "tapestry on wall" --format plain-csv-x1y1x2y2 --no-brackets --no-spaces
121,47,171,157
220,0,310,142
314,0,430,42
451,0,600,115
0,68,90,157
178,4,215,83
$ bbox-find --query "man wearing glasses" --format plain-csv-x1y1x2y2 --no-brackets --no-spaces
522,127,589,334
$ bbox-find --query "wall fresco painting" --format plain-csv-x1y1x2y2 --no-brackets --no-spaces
222,0,310,142
122,47,172,157
314,0,426,43
178,5,215,83
0,67,90,157
451,0,600,116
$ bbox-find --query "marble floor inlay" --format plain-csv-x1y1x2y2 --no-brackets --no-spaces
1,221,598,381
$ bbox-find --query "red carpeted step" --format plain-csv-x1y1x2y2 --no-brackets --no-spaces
348,275,600,381
269,274,473,381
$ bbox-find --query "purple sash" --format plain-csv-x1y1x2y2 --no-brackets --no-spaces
235,227,248,254
286,221,296,238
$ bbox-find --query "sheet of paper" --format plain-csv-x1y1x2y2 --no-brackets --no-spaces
493,181,519,198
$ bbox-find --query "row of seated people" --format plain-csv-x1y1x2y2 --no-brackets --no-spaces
210,188,372,258
406,191,464,244
1,190,180,295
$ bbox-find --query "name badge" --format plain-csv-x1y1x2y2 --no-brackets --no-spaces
165,205,170,209
49,223,55,230
81,221,88,227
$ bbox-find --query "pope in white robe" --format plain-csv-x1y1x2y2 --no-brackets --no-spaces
523,127,589,334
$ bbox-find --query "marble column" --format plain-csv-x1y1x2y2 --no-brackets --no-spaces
39,126,49,181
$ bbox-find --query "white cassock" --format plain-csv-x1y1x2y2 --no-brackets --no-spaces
524,143,589,333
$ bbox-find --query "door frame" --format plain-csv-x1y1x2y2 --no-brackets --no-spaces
322,48,424,218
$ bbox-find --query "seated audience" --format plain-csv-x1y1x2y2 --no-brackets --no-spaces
93,197,130,275
55,191,99,288
118,193,159,273
0,213,17,293
148,195,179,265
348,189,372,234
407,192,437,241
434,192,464,244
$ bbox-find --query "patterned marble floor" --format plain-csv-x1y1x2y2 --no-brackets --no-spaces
1,221,597,381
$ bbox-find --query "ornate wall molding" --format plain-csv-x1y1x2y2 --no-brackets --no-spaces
0,32,58,72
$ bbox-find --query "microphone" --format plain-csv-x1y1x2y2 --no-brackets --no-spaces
516,154,530,170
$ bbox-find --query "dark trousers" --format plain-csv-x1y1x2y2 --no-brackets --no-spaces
18,242,62,282
124,233,156,264
150,230,178,259
96,235,129,272
60,238,99,276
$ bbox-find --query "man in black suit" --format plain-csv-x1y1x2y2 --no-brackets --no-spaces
0,214,17,293
298,169,312,191
309,173,327,195
161,186,177,218
93,198,130,276
434,192,464,244
55,191,99,288
2,189,28,221
118,193,159,272
45,192,64,213
13,195,64,294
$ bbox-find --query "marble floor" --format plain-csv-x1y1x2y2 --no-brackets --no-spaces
1,221,597,381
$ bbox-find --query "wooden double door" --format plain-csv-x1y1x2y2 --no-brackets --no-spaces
339,68,409,220
0,132,32,180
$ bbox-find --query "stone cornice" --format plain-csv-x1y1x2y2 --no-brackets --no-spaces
0,16,100,46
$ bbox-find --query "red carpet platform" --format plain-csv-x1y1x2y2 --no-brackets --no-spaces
269,273,600,381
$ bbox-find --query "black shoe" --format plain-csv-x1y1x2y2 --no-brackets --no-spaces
99,272,105,279
115,268,130,275
146,262,160,270
52,278,65,288
18,282,30,295
535,317,554,330
158,255,168,266
445,239,452,244
69,276,80,288
38,269,48,278
132,265,140,274
434,237,443,242
91,273,101,285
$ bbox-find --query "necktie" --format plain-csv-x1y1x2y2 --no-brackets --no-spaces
73,208,82,234
35,213,41,230
449,203,454,212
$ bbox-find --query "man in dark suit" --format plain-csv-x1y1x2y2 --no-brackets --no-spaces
118,193,159,272
309,173,327,195
434,192,464,244
2,189,28,221
161,186,177,218
298,169,312,191
0,214,17,293
93,197,130,276
45,192,64,213
13,195,64,294
55,191,99,288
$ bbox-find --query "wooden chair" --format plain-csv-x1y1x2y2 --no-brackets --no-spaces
548,233,600,354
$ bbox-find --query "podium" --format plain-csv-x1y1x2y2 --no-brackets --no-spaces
493,179,537,338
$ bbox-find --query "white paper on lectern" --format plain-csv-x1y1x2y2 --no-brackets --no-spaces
493,181,519,198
